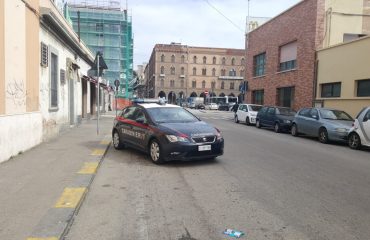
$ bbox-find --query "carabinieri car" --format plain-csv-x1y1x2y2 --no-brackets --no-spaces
112,99,224,164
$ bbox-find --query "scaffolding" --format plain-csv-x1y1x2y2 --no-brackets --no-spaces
67,0,134,98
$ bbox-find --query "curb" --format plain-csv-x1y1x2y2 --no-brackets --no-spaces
27,135,111,240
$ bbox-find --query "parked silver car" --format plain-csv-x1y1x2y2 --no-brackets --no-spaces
291,108,354,143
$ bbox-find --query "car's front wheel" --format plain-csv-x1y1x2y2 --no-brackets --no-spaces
318,128,329,144
234,115,239,123
274,123,281,133
348,132,362,150
256,119,261,128
112,130,125,149
149,139,164,164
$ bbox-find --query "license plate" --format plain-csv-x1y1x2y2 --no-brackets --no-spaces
198,145,211,151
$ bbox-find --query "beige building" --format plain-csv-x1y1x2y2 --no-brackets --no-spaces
146,43,245,103
316,36,370,117
0,0,100,163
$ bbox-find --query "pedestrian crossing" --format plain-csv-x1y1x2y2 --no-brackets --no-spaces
188,109,234,121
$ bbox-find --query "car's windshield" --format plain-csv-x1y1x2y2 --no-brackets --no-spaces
276,107,296,116
249,105,262,112
320,109,354,121
146,107,199,123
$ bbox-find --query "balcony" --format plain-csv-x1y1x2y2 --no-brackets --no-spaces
218,76,244,80
180,75,185,78
160,74,165,77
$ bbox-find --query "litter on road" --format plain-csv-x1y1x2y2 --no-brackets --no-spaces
223,228,245,238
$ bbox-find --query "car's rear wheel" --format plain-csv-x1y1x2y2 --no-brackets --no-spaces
234,115,239,123
318,128,329,144
274,123,281,133
149,139,164,164
256,119,261,128
112,130,125,149
348,132,362,150
291,124,299,137
246,117,251,126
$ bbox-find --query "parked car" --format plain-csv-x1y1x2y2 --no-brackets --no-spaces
348,106,370,149
234,104,262,125
195,103,205,110
218,103,230,111
206,103,219,110
256,106,296,133
291,108,354,143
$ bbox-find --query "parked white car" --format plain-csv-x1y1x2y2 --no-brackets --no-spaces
206,103,219,110
348,106,370,149
234,104,263,125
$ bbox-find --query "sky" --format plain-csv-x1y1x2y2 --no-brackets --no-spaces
131,0,301,68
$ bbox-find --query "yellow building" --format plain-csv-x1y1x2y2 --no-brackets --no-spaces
316,36,370,117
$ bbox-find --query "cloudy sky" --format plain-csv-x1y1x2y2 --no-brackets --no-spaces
131,0,301,68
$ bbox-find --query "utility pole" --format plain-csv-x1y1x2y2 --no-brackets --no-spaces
97,54,100,135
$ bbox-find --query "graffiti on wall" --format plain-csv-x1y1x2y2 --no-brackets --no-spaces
6,78,27,108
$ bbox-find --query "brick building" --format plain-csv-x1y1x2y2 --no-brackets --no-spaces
146,43,245,104
245,0,370,111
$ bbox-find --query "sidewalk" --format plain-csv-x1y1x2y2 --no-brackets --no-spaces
0,112,116,240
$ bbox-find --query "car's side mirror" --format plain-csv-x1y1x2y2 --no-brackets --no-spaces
312,115,318,120
136,118,146,125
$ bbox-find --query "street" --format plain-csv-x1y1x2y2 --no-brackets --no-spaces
63,110,370,240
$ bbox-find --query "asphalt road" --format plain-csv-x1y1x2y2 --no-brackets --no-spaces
65,110,370,240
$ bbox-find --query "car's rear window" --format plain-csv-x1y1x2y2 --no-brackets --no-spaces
146,107,199,123
276,107,296,116
248,105,262,111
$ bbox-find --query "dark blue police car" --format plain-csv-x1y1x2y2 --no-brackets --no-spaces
112,99,224,164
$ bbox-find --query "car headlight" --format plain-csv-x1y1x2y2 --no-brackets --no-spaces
165,135,189,143
335,128,349,133
214,127,223,140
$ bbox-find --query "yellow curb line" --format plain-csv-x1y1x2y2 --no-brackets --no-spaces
54,188,87,208
90,149,105,156
77,162,99,174
27,238,59,240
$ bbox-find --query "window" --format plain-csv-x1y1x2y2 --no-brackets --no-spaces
229,69,236,76
241,58,245,65
279,41,297,71
211,81,216,90
343,33,367,43
171,55,175,63
357,79,370,97
298,108,311,117
254,52,266,77
170,80,175,87
122,106,137,119
181,79,184,88
277,87,295,108
203,56,207,64
212,68,216,76
252,90,264,105
171,67,175,75
160,66,165,74
221,69,226,76
181,67,185,75
40,42,48,67
160,79,164,87
50,52,58,108
202,80,206,88
96,23,103,32
230,82,234,90
321,82,341,97
181,55,185,63
193,67,197,75
202,68,207,76
213,57,216,64
192,80,196,88
221,81,225,89
231,58,235,66
240,69,245,77
193,56,197,63
161,54,165,62
222,57,226,65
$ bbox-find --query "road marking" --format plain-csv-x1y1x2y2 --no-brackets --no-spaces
91,149,105,156
54,188,86,208
100,139,111,145
78,162,99,174
27,238,59,240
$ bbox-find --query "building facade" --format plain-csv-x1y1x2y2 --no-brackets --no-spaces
0,0,97,163
147,43,245,103
245,0,370,111
68,0,134,98
316,36,370,117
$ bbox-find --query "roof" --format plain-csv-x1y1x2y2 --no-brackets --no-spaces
138,103,181,109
